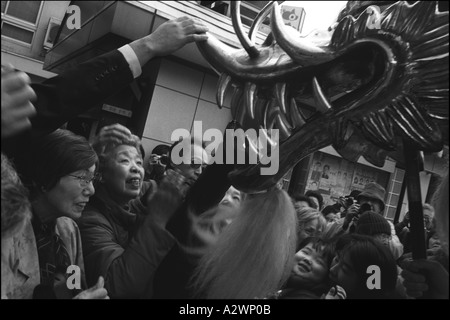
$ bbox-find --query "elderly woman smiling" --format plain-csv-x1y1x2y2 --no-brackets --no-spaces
79,124,186,299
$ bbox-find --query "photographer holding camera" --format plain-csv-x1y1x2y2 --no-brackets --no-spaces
341,183,404,260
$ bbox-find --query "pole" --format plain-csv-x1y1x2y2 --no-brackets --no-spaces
393,177,407,225
403,140,427,260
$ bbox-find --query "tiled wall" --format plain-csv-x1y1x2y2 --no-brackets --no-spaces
141,59,232,163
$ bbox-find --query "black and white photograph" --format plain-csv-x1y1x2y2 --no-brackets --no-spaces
1,0,448,312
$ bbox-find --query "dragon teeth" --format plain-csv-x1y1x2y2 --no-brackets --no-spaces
264,100,278,130
244,82,257,120
259,125,278,149
333,120,353,149
331,15,356,48
275,82,288,116
275,113,292,141
354,6,381,37
289,98,306,128
217,73,232,109
312,77,333,113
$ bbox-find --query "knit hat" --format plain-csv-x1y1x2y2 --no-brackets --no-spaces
357,182,386,211
355,211,391,236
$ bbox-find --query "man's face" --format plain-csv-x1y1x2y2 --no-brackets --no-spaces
358,196,383,214
423,209,434,230
174,144,209,187
148,153,168,177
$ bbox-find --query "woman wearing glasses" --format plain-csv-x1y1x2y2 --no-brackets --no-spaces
78,126,187,298
9,129,108,299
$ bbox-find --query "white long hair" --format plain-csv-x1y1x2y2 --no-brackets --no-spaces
189,188,297,299
433,173,449,256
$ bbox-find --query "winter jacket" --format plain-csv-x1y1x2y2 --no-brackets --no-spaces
78,183,176,298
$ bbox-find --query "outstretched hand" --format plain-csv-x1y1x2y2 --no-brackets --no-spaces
73,276,109,299
129,16,209,66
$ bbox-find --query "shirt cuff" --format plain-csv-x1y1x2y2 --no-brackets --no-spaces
118,44,142,79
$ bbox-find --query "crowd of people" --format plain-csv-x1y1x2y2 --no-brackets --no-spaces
1,14,448,300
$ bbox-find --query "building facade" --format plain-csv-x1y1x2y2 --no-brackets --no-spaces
3,1,447,222
1,1,70,82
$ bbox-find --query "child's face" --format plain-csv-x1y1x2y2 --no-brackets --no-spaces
329,252,358,295
289,243,329,288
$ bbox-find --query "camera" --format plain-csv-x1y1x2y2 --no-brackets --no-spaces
358,203,372,215
339,196,357,210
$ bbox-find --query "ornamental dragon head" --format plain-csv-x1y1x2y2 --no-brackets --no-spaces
197,1,449,193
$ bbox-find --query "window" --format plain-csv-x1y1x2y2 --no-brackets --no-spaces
385,168,405,221
200,1,272,28
1,1,42,45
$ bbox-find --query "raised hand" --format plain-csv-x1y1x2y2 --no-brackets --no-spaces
324,285,347,299
343,203,360,230
146,169,187,229
73,276,109,299
129,16,208,66
91,123,133,152
400,258,449,299
1,64,37,139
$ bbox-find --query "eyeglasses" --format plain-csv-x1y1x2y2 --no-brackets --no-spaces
189,162,207,170
68,174,95,187
150,155,207,170
149,154,170,166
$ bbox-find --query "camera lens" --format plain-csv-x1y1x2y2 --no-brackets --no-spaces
359,203,371,214
160,155,170,166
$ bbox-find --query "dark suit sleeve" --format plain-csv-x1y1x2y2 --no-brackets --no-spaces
30,49,134,135
2,49,134,180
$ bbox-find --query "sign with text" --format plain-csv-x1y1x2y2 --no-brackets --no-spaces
102,104,133,118
281,5,305,32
